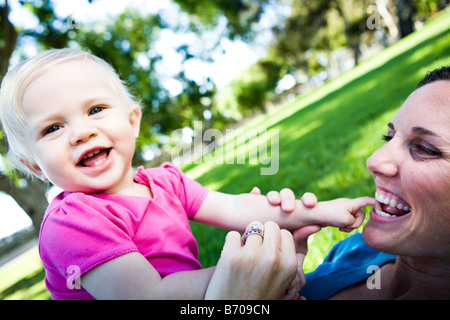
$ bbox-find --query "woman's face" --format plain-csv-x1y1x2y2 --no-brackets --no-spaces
364,81,450,261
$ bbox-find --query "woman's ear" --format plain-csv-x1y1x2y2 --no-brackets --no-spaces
128,104,142,139
20,160,48,182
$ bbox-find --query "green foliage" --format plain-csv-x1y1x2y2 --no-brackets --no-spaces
172,0,270,40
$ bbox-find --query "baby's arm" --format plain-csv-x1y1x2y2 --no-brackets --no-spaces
81,252,215,299
265,190,375,231
194,190,375,233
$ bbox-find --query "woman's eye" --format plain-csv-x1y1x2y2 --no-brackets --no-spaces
411,143,442,158
382,134,393,142
89,106,104,115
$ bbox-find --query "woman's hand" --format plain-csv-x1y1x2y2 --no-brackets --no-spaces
250,187,318,212
205,221,302,300
251,187,321,255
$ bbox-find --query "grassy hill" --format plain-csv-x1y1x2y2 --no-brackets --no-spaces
185,8,450,271
1,7,449,299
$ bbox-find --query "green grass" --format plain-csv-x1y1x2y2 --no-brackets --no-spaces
0,246,50,300
1,8,450,299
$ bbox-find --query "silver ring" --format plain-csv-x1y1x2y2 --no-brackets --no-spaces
243,224,264,241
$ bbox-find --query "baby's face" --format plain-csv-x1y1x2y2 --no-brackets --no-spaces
21,59,141,193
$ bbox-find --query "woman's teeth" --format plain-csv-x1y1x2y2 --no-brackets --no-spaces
374,208,396,217
375,192,411,211
374,190,412,217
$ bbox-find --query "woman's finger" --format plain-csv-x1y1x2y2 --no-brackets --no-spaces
292,225,321,254
266,191,281,205
300,192,318,208
222,231,243,254
261,221,281,252
250,186,261,195
242,221,265,246
280,188,295,212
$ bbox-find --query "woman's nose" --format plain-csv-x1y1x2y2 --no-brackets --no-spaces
70,122,98,145
366,142,399,178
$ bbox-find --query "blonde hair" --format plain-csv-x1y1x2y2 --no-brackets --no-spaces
0,48,139,176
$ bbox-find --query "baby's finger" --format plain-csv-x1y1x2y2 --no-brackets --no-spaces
351,196,377,211
339,208,366,232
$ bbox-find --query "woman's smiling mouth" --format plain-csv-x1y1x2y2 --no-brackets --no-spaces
373,189,412,218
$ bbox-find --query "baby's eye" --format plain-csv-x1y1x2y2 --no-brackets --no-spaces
89,106,104,115
44,125,61,135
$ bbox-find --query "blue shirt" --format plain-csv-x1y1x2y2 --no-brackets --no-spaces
299,233,396,300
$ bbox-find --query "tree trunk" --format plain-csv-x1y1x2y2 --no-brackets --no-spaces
1,1,48,239
0,173,49,237
1,0,18,78
394,0,415,38
335,3,361,66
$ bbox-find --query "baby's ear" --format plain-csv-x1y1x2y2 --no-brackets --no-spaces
20,160,48,182
128,104,142,139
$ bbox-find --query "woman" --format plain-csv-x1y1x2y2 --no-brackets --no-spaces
163,66,450,300
298,66,450,299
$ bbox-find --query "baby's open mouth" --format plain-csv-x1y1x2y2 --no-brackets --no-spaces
78,148,111,167
374,189,412,218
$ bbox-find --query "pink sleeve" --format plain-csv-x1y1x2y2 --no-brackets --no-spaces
39,193,138,278
157,162,209,218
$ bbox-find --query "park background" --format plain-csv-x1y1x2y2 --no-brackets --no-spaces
0,0,449,299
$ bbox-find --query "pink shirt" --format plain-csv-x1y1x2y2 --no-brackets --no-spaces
39,162,208,300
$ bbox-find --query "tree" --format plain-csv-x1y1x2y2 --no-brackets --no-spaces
0,0,66,236
0,0,17,77
394,0,415,37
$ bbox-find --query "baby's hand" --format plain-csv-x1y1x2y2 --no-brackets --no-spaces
251,187,318,212
313,197,376,232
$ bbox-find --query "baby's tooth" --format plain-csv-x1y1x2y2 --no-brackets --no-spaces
403,206,409,211
389,199,397,207
377,194,384,203
397,203,403,210
383,197,390,205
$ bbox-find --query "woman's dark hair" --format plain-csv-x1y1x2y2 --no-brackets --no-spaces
417,66,450,88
